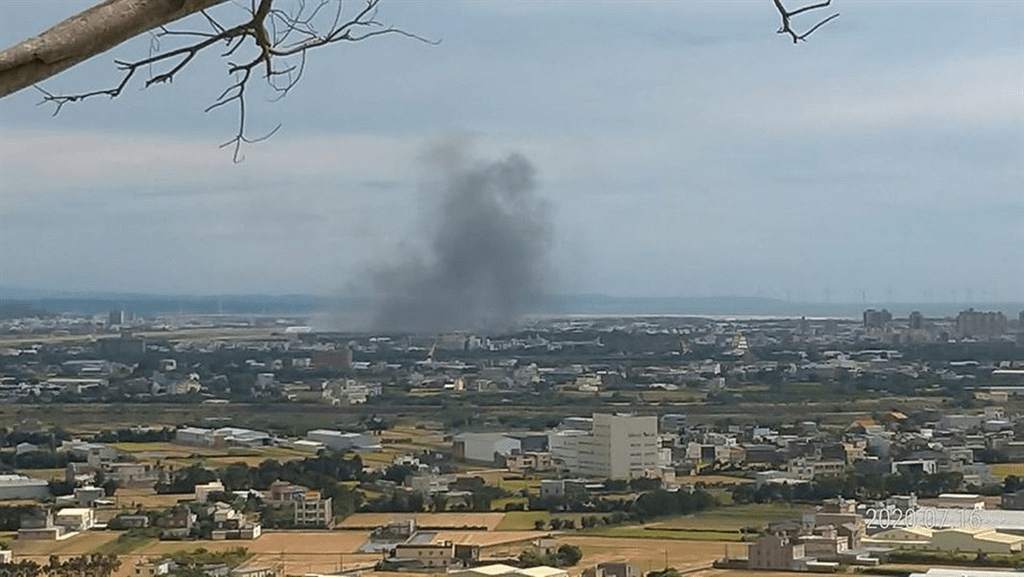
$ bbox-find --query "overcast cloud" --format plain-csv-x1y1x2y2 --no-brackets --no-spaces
0,0,1021,303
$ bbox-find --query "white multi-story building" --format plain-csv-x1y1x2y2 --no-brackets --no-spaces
548,429,590,473
574,413,660,479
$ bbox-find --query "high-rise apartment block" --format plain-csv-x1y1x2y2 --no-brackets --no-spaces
955,309,1007,339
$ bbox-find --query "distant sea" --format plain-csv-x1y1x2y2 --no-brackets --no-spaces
1,287,1021,319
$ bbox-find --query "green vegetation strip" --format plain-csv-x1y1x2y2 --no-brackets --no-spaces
94,530,159,555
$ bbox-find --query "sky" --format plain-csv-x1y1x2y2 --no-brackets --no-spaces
0,0,1022,303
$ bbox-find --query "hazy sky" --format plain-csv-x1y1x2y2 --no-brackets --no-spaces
1,0,1022,302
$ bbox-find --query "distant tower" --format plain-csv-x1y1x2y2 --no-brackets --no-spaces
863,309,892,329
108,310,125,326
909,311,924,330
1018,311,1024,347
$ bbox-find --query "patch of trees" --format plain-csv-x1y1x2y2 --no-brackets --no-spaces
518,544,583,568
0,451,69,469
0,428,71,449
529,488,717,525
731,471,966,504
218,451,363,492
1005,475,1023,493
215,452,365,518
0,554,120,577
156,463,218,494
632,489,717,520
0,504,39,530
90,427,175,443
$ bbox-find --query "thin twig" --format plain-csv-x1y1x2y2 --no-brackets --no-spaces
36,0,435,161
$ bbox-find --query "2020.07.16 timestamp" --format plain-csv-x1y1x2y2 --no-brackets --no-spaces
864,507,984,529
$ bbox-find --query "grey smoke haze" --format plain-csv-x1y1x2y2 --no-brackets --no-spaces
371,144,552,333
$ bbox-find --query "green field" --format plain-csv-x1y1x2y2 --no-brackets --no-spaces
94,531,159,555
991,463,1024,479
650,503,807,531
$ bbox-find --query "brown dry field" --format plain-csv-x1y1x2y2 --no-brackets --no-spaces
682,475,753,485
338,512,507,530
559,536,738,574
10,530,120,557
125,531,380,577
115,487,192,509
433,530,545,547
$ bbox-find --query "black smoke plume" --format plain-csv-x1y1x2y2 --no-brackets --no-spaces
371,143,552,332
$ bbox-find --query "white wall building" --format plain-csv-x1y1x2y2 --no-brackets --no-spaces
453,433,522,463
306,429,382,452
548,429,589,473
576,413,660,479
0,474,50,500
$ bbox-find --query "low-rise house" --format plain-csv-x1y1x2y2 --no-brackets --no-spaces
73,485,106,507
392,540,456,568
582,562,638,577
132,559,175,576
62,441,119,461
108,462,160,488
230,564,277,577
111,513,151,529
195,481,226,502
156,507,196,539
746,534,807,570
538,478,589,500
210,502,262,541
266,480,333,528
54,508,94,531
506,451,553,474
17,511,67,540
936,493,985,509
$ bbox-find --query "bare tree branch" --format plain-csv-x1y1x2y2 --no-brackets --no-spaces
0,0,230,98
17,0,433,161
773,0,839,43
2,0,837,162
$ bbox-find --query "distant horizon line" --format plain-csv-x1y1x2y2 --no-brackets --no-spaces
2,285,1023,306
0,286,1019,305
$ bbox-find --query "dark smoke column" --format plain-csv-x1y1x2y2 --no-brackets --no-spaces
371,144,552,333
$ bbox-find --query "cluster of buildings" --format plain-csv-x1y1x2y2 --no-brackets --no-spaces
2,307,1022,405
721,494,1024,572
454,413,666,480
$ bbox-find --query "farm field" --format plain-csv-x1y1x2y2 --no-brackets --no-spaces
685,474,753,485
558,535,738,574
648,503,808,531
123,530,381,577
433,530,545,547
114,487,191,509
991,463,1024,478
338,512,507,530
10,530,120,557
15,468,66,482
581,526,744,542
496,511,592,531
